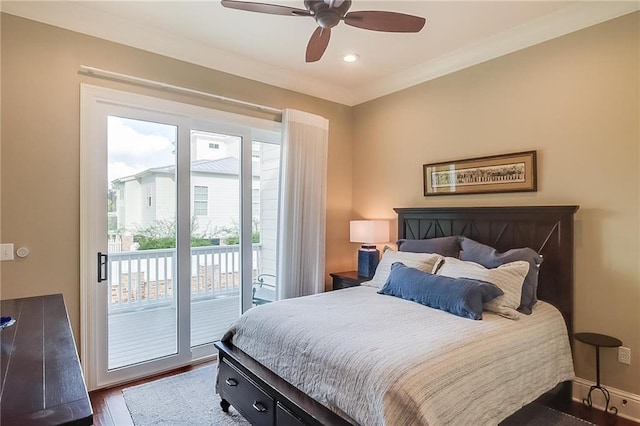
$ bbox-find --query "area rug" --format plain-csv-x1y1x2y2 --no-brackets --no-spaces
123,364,249,426
123,365,595,426
500,402,596,426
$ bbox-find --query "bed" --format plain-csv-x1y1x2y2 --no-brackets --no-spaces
214,205,579,425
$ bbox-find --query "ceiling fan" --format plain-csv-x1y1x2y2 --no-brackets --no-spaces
220,0,426,63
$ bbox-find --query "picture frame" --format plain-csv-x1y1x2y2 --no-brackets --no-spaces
423,150,537,196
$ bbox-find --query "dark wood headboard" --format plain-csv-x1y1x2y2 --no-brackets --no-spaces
394,206,579,334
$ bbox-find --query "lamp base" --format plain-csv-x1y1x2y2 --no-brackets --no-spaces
357,246,380,278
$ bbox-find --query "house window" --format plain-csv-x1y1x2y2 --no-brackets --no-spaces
209,143,219,149
194,186,208,216
144,185,153,208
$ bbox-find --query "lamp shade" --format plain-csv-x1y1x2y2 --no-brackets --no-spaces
350,220,389,244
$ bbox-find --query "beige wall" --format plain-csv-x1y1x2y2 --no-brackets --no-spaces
352,13,640,394
0,14,353,347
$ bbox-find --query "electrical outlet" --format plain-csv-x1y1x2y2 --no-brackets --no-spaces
0,243,14,261
618,346,631,365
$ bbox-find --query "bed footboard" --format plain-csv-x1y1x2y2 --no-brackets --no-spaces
535,380,573,411
215,340,354,426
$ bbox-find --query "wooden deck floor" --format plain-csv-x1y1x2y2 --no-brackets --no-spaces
108,296,239,369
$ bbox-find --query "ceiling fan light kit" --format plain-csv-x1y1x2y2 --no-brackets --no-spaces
342,53,359,63
220,0,426,63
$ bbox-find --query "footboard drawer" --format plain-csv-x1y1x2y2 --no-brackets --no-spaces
219,358,275,426
277,402,306,426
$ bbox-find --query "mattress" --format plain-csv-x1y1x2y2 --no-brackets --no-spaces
223,285,574,426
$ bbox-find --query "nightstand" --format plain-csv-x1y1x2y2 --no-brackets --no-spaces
329,271,371,290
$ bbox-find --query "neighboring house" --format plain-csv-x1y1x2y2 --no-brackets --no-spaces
111,136,280,262
111,157,253,238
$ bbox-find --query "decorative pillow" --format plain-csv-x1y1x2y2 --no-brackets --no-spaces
377,263,503,320
396,236,461,258
436,257,529,319
365,249,442,288
459,237,543,314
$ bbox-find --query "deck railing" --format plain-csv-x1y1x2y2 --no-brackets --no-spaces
108,244,262,313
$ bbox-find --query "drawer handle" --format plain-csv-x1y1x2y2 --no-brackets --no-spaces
225,378,238,387
252,401,267,413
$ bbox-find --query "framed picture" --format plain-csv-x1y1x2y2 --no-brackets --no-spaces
423,150,537,196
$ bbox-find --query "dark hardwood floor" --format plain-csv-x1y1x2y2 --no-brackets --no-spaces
563,403,638,426
89,363,638,426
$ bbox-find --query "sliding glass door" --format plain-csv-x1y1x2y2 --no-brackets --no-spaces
81,85,281,389
106,115,180,371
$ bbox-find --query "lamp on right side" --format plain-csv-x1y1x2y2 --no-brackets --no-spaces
350,220,389,278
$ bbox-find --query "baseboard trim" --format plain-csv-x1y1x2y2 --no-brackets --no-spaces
573,377,640,423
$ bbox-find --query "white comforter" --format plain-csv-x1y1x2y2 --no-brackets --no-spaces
224,285,574,426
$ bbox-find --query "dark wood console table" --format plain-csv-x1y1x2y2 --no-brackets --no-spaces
0,294,93,425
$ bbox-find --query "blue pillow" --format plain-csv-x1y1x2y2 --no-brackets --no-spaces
459,237,543,315
377,262,503,320
396,236,461,258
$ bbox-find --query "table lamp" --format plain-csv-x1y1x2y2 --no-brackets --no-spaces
350,220,389,278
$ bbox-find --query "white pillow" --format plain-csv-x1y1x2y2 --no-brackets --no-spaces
365,250,442,288
436,257,529,319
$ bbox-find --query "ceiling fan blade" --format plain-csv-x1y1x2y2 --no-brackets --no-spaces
306,27,331,63
221,0,310,16
344,11,426,32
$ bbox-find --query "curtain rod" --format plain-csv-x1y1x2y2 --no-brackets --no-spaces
79,65,282,115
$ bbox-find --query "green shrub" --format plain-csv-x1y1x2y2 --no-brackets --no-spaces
132,217,259,250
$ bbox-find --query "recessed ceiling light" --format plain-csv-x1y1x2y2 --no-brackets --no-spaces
342,53,359,63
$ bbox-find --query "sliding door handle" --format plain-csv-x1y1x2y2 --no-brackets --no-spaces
97,252,108,283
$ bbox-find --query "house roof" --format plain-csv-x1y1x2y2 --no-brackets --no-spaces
191,157,242,175
112,156,259,184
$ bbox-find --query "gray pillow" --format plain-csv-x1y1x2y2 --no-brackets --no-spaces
459,237,543,314
377,262,503,320
396,236,461,258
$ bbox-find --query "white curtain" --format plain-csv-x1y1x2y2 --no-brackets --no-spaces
276,109,329,299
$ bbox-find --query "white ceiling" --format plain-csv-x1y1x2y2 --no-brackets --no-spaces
2,1,638,106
